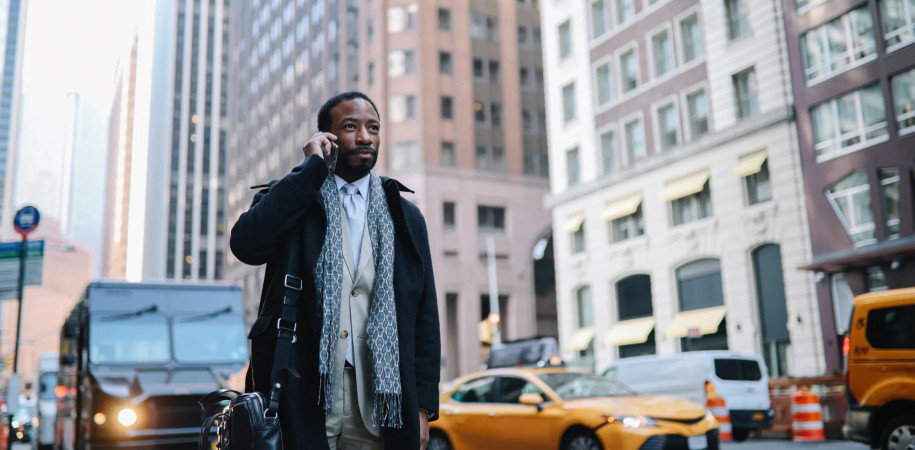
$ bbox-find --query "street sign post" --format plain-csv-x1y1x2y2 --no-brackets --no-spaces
9,206,41,434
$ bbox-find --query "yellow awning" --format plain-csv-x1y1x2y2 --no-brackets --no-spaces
563,213,585,233
602,317,656,347
565,327,596,351
663,306,727,339
660,169,710,202
600,193,644,222
732,149,769,178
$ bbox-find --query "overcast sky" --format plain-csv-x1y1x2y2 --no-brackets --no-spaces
15,0,153,223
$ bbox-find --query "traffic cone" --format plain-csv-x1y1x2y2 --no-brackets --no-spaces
792,388,826,442
707,394,732,441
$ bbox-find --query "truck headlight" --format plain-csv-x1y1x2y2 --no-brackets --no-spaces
117,408,138,426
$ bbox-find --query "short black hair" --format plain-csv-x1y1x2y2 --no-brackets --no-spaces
317,91,381,132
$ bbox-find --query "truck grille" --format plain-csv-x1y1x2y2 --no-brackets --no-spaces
144,395,204,430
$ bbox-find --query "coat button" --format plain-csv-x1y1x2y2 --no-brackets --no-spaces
340,330,349,339
351,289,360,296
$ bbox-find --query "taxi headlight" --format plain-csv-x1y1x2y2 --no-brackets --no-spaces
611,415,658,428
117,408,138,427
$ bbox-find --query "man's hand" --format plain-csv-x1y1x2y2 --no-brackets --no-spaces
302,132,337,159
419,410,430,450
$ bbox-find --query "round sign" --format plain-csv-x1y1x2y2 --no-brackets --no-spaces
13,206,40,236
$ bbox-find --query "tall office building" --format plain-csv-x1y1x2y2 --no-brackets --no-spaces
226,0,555,380
102,36,139,280
781,0,915,372
0,0,27,237
130,0,230,281
541,0,824,376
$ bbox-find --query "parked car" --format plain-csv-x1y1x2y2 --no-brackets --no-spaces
429,367,719,450
843,287,915,450
601,351,773,441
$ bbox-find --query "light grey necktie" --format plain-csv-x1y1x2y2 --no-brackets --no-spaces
340,183,365,270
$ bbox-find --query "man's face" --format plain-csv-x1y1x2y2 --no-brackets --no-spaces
329,98,381,180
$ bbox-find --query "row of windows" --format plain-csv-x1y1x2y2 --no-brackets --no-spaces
442,202,507,232
800,0,915,86
826,168,903,245
568,161,772,254
586,0,670,42
811,66,915,162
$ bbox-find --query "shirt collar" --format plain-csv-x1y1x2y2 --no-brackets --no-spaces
334,173,371,198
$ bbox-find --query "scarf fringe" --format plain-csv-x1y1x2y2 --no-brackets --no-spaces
372,393,403,429
318,372,333,412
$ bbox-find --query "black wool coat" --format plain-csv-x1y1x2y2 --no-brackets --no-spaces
230,154,441,450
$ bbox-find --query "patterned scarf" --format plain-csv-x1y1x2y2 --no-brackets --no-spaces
314,172,402,429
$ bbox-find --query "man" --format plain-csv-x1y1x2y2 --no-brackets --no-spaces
230,91,441,450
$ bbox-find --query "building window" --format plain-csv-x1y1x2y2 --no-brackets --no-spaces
522,108,533,132
518,25,528,44
624,118,645,163
490,103,502,126
651,29,674,77
880,0,915,51
388,4,417,33
867,266,889,292
891,67,915,135
476,146,506,172
477,205,506,232
680,13,703,63
389,95,417,122
388,49,416,76
438,7,452,31
725,0,751,40
367,19,374,43
686,89,709,139
612,207,644,242
390,141,420,169
746,161,772,205
562,82,577,124
441,96,454,120
831,272,854,335
558,19,573,60
367,62,374,86
441,141,457,167
677,259,727,351
486,16,500,40
439,51,453,75
489,61,501,84
810,84,888,161
471,12,486,39
590,0,610,39
473,58,485,79
656,103,679,151
571,221,586,253
443,202,456,229
620,49,639,93
796,0,828,10
826,170,876,245
474,101,486,123
880,168,901,238
615,275,656,358
801,6,876,83
595,62,614,106
577,286,593,327
733,67,758,119
616,0,635,25
520,67,531,87
671,182,712,225
566,147,581,185
600,130,619,175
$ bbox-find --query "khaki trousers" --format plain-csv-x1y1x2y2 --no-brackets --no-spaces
325,366,384,450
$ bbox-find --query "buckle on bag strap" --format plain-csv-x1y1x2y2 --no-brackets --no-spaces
284,274,303,291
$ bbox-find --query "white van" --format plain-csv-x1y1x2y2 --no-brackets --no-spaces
602,351,773,441
34,352,57,450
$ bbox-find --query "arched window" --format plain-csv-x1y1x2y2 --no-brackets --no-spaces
753,244,789,376
675,259,727,351
614,275,656,358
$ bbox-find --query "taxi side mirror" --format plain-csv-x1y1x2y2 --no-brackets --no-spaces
519,393,545,410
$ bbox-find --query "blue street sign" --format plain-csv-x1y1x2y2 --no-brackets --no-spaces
13,206,40,236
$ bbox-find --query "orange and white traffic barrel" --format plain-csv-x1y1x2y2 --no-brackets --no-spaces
792,389,825,442
707,394,732,441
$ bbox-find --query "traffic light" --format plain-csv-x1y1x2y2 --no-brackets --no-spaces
478,319,492,345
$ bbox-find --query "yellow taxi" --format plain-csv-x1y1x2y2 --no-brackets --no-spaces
429,367,719,450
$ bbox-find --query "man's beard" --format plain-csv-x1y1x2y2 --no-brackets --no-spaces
338,146,377,177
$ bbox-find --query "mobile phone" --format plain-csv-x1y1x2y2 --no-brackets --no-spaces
325,142,338,172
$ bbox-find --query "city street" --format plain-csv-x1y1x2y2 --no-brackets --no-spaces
722,441,866,449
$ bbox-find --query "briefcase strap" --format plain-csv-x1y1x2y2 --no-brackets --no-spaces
267,232,303,415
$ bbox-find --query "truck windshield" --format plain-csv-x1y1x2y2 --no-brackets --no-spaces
172,314,248,363
90,314,171,364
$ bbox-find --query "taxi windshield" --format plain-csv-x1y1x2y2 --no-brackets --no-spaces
538,372,635,399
